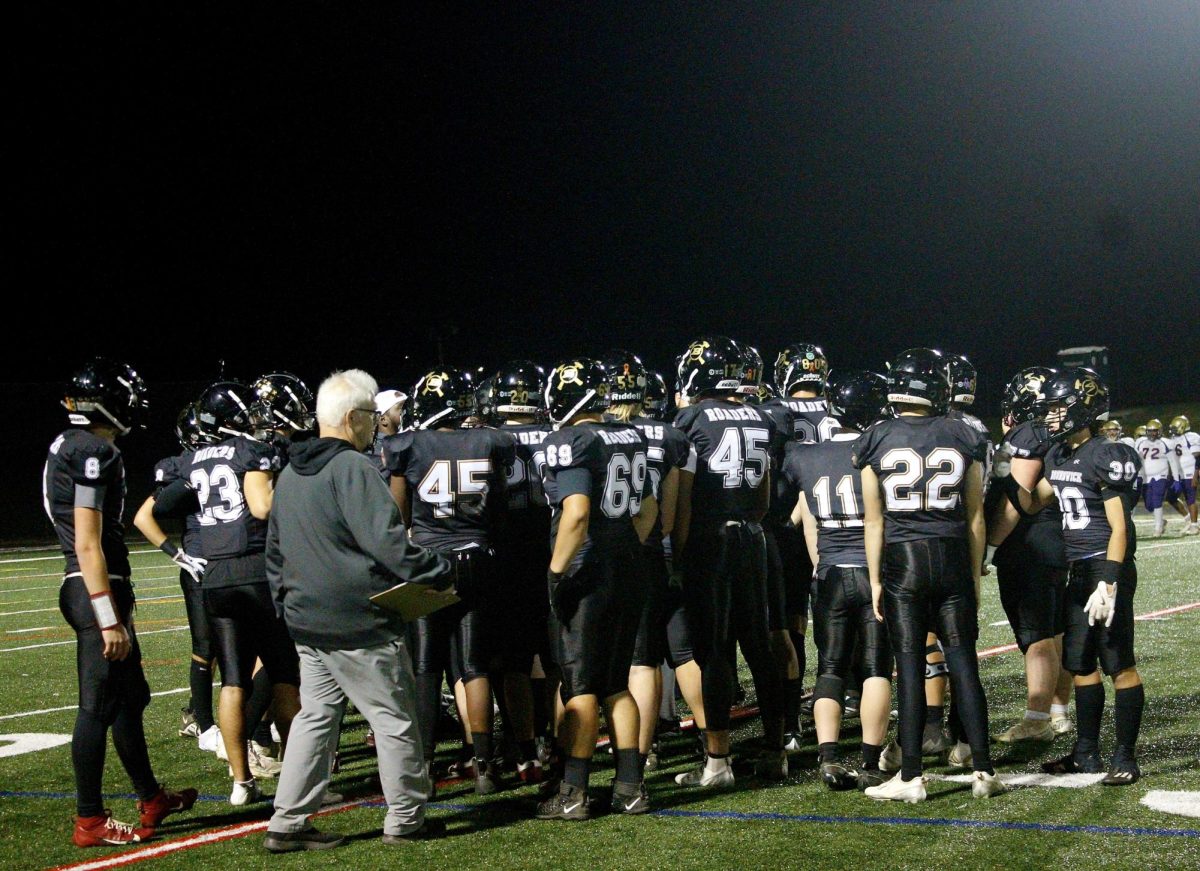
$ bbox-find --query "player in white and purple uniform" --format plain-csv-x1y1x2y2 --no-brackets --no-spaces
1136,419,1183,536
1166,416,1199,534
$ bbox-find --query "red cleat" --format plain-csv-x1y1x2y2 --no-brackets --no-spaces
137,785,198,829
517,758,545,784
73,811,154,847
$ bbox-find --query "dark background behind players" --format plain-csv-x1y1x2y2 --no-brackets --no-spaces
6,4,1200,537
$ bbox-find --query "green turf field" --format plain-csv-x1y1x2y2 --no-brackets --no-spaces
2,515,1199,870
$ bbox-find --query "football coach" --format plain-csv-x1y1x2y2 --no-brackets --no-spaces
264,369,454,851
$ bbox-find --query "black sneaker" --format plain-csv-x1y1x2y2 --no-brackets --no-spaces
611,781,651,815
475,759,503,795
856,767,888,790
264,826,346,853
820,760,859,791
1101,758,1141,786
843,692,861,718
921,723,951,755
1041,752,1104,775
178,708,200,738
381,818,446,843
535,782,590,821
645,741,660,772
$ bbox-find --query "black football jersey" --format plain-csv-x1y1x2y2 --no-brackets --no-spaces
628,415,693,549
948,408,994,481
992,421,1066,567
784,433,867,573
384,427,516,549
501,422,552,549
1045,436,1140,562
43,429,130,577
153,450,201,552
675,400,778,521
185,436,279,561
853,415,989,542
757,400,801,522
542,420,651,571
773,397,839,444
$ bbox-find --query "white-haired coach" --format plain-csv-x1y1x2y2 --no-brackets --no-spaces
263,369,453,852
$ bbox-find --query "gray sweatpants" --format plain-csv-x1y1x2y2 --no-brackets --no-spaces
269,637,431,837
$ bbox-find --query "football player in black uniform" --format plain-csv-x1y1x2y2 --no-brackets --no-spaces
46,359,197,847
672,337,787,787
786,370,893,791
535,359,658,819
985,367,1075,746
602,350,699,776
643,371,670,421
385,368,516,795
181,381,298,804
1021,370,1145,784
492,360,554,782
855,348,1004,801
132,403,219,752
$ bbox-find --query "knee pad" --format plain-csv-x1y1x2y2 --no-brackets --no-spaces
813,674,845,705
925,660,949,680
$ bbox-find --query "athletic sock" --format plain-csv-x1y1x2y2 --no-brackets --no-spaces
243,669,273,743
818,742,838,764
1050,703,1070,718
789,630,807,690
72,709,108,817
1024,709,1051,721
1113,684,1144,761
925,704,945,727
472,731,493,764
414,672,442,762
252,719,273,746
615,748,642,784
1073,682,1104,758
785,677,803,731
112,703,159,801
705,752,731,775
189,661,215,732
564,755,590,790
942,645,993,773
861,742,882,770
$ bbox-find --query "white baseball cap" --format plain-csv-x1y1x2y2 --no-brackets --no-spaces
374,389,408,414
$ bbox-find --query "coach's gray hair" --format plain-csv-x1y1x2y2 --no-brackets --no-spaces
316,369,379,428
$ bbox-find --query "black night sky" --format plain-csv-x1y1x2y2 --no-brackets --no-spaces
6,3,1199,538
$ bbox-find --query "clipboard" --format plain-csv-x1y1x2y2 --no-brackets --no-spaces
369,582,459,621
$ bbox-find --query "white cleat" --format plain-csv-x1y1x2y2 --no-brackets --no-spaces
864,771,927,803
230,778,262,806
227,741,284,779
197,725,222,754
674,758,735,788
1050,715,1074,736
879,740,903,773
995,718,1055,744
972,770,1008,798
1184,522,1200,536
947,741,973,768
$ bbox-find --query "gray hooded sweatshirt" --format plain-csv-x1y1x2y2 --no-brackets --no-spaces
266,436,452,650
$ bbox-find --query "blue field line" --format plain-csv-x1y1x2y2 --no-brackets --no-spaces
5,791,1198,839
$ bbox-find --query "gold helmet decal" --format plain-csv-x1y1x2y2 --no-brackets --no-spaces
421,372,448,397
686,340,710,362
555,362,585,389
1022,372,1047,396
1076,374,1100,406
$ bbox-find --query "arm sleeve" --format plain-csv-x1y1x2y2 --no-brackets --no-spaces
336,454,453,586
152,478,201,519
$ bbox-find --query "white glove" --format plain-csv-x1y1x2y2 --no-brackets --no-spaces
172,550,208,584
1083,581,1116,628
992,449,1012,480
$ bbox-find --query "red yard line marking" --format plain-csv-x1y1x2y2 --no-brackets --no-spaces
47,797,375,871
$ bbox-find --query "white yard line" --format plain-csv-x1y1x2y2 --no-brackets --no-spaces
0,625,188,654
0,685,203,721
6,626,53,634
0,548,160,567
0,593,184,618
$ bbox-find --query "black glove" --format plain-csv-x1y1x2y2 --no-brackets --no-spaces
547,569,570,624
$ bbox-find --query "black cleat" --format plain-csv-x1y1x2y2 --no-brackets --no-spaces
856,767,889,790
381,818,446,843
535,782,590,821
610,781,651,815
475,759,503,795
1101,758,1141,786
921,723,951,755
1041,752,1104,775
264,825,346,853
821,761,859,791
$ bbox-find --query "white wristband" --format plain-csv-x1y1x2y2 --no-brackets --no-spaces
90,591,120,631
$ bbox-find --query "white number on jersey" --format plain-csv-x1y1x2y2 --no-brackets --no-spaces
190,465,245,526
417,459,491,518
878,448,967,512
709,427,770,488
601,452,648,519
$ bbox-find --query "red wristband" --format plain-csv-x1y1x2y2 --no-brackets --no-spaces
90,591,121,631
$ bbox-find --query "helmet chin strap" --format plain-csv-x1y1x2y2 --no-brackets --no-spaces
66,400,131,436
418,407,456,430
218,425,257,441
553,389,597,430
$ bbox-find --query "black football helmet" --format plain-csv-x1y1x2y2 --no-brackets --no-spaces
775,342,829,394
410,368,477,430
825,370,889,433
676,336,746,400
195,381,259,441
252,372,314,433
494,360,546,417
737,343,764,396
749,381,779,405
1000,366,1054,425
945,354,977,408
544,358,611,426
175,403,210,450
1034,367,1110,442
601,350,649,405
472,375,499,427
62,358,149,436
886,348,950,412
643,371,669,420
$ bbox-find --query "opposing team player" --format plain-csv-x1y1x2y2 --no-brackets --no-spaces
855,348,1004,801
1027,370,1145,784
385,368,516,795
987,367,1074,744
535,359,658,819
1136,419,1182,536
1166,416,1199,534
673,337,787,787
786,370,893,790
46,359,197,846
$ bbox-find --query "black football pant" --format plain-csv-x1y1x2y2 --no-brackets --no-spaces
683,520,783,747
883,538,992,778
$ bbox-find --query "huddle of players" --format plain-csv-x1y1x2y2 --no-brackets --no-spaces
1100,416,1199,537
46,346,1150,842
